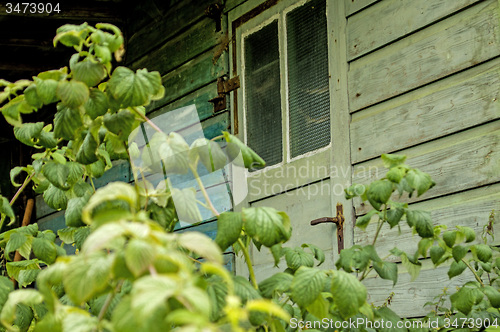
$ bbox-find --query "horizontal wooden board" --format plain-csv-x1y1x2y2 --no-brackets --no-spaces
354,183,500,262
347,0,480,60
147,83,219,122
126,0,215,63
148,51,228,110
348,0,500,112
363,259,476,318
131,18,225,76
353,120,500,215
38,211,65,233
224,0,249,13
351,57,500,163
344,0,379,17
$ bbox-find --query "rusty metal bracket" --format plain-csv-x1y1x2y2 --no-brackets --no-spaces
209,75,240,113
310,203,345,253
205,3,224,32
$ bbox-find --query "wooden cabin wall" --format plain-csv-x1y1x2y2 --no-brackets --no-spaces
347,0,500,317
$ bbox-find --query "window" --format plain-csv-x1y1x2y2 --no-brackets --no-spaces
242,0,330,168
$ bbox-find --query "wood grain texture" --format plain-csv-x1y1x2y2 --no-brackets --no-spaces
148,52,228,110
348,0,500,112
351,58,500,163
344,0,379,17
126,0,215,63
347,0,480,60
363,259,476,318
131,18,225,76
354,183,500,262
353,120,500,215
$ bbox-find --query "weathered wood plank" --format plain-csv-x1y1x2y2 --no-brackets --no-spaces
38,211,65,233
353,120,500,215
355,183,500,262
363,259,476,318
224,0,249,13
148,51,228,110
351,57,500,163
147,82,219,121
347,0,480,60
92,160,131,189
344,0,379,17
126,0,215,63
348,0,500,112
131,18,225,76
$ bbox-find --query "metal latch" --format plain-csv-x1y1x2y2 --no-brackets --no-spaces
209,75,240,113
310,203,345,253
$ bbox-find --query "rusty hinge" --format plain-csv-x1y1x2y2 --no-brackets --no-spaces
209,75,240,113
205,3,224,32
310,203,345,253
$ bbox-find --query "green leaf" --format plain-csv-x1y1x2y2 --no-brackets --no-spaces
302,243,325,266
32,237,57,264
170,187,202,224
472,244,492,263
76,131,99,164
17,268,40,288
459,226,476,243
406,210,433,238
14,122,44,147
125,239,155,277
386,165,407,183
452,245,467,262
450,285,483,315
65,195,90,227
448,260,467,278
63,252,113,304
34,78,59,105
366,180,393,210
344,183,366,199
417,238,432,258
130,275,176,322
43,184,68,210
62,311,99,332
387,207,404,228
381,154,406,168
483,286,500,308
430,246,445,265
108,67,162,107
57,228,76,244
215,212,243,251
5,233,28,259
72,60,106,87
285,248,314,271
0,196,15,226
10,166,28,187
6,260,39,283
290,267,326,307
1,95,32,126
355,210,377,230
103,109,136,140
153,132,190,175
406,169,435,196
53,23,90,47
24,85,43,108
259,273,293,298
373,261,398,286
190,138,227,172
331,270,367,319
42,161,70,190
54,105,83,140
443,231,457,248
234,276,261,303
94,44,112,63
223,131,265,169
57,80,89,108
177,232,223,264
243,207,291,248
38,130,58,149
0,289,42,326
84,89,108,119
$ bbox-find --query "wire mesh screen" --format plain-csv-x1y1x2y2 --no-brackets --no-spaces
287,0,330,158
244,20,282,168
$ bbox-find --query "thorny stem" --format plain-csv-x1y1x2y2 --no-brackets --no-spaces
132,107,163,133
9,173,34,206
238,238,258,289
462,258,484,287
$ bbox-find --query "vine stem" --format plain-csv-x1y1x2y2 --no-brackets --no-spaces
462,258,484,287
97,280,124,322
190,165,219,217
9,173,34,206
132,108,163,133
237,238,258,289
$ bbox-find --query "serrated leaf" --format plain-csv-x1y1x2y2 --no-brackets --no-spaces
406,210,433,238
24,85,43,108
387,207,404,228
53,23,90,47
373,261,398,286
386,166,407,183
430,246,445,265
0,196,15,226
54,105,83,140
65,195,90,227
1,96,30,126
215,212,243,252
483,286,500,308
366,180,393,210
406,169,435,196
108,67,162,107
223,131,265,169
6,260,39,284
170,187,202,224
125,239,155,277
0,289,43,326
76,131,99,165
243,207,291,248
472,244,492,263
190,138,227,172
32,238,57,264
14,122,44,147
34,78,59,105
443,231,457,248
291,267,326,307
381,154,406,168
154,132,190,175
450,286,482,315
5,233,28,259
177,232,222,264
72,60,106,87
356,210,376,230
43,184,68,210
331,270,367,319
84,89,108,119
284,248,314,271
63,252,113,304
42,161,69,190
460,226,476,243
17,268,40,288
57,80,89,108
103,109,135,140
452,245,467,262
448,260,467,279
259,273,293,298
38,130,57,149
57,228,76,244
302,243,325,266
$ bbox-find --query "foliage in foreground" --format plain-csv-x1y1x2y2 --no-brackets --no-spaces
0,23,498,332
